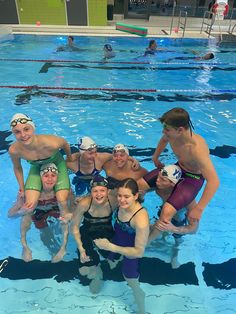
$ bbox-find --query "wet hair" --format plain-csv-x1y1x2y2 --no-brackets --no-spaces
118,178,143,202
68,36,74,42
159,107,194,133
206,52,214,60
149,40,156,48
104,44,112,51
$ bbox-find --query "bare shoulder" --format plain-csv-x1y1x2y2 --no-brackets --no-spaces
134,207,149,227
9,142,20,155
194,134,209,154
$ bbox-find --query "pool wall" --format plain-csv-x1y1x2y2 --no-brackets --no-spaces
0,0,107,26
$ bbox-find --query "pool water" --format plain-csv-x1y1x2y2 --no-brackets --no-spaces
0,35,236,314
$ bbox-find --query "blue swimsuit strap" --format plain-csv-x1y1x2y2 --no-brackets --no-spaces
117,206,143,224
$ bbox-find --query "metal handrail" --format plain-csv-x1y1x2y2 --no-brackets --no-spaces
169,0,177,35
200,10,213,37
228,8,236,34
177,10,187,38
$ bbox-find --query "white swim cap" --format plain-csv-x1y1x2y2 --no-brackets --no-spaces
10,113,35,130
113,143,129,155
40,163,58,177
161,164,182,184
78,136,97,151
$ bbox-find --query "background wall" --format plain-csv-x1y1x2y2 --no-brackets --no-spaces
16,0,67,25
0,0,18,24
66,0,88,25
88,0,107,26
0,0,105,26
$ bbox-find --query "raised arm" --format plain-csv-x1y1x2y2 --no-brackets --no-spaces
152,136,168,168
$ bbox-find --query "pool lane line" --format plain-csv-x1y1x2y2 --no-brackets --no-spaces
0,58,235,66
0,85,236,93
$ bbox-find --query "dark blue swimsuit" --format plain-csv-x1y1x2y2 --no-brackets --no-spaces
108,206,143,279
72,156,100,196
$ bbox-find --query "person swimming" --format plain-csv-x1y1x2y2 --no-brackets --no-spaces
103,44,116,60
56,36,80,52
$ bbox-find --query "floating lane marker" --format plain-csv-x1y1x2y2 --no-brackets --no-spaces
0,85,235,93
0,58,235,66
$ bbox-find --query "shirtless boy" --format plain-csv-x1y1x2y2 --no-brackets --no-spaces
149,107,219,241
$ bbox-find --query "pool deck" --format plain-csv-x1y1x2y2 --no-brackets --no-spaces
1,16,235,39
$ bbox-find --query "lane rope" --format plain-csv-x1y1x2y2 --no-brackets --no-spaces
0,58,235,66
0,85,236,93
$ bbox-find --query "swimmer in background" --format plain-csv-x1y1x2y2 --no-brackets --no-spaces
103,144,147,190
8,163,74,263
144,39,166,56
56,36,80,52
9,113,73,222
95,178,149,314
67,138,140,197
165,52,215,62
103,44,116,60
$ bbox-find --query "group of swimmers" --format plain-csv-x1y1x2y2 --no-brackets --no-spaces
56,36,215,63
7,107,219,313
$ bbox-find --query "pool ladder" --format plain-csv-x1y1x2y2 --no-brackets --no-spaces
169,4,188,38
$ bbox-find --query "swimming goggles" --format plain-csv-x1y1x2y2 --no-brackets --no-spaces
40,166,58,176
160,169,169,177
10,118,33,128
79,143,97,151
90,178,108,188
113,149,127,154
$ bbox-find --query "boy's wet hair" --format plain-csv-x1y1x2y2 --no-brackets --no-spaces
159,107,194,133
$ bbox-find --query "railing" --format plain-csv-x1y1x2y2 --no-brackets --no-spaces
169,0,177,35
228,8,236,34
200,10,213,37
177,10,188,38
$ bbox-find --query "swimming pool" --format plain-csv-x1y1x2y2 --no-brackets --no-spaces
0,34,236,314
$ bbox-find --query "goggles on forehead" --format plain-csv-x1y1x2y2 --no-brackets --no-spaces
90,178,108,188
113,149,126,154
79,143,97,151
10,118,33,128
40,166,58,176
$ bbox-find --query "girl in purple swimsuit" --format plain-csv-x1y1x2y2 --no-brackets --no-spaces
95,178,149,314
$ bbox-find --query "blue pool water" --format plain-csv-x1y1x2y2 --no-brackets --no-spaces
0,34,236,314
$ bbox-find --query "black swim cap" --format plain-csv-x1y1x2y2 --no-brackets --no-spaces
90,175,108,188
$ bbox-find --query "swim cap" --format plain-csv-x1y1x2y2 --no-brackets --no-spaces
104,44,112,51
90,175,108,188
10,113,35,130
78,136,97,151
113,143,129,155
40,163,58,177
161,165,182,184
